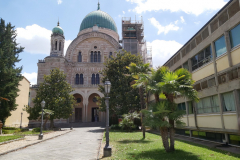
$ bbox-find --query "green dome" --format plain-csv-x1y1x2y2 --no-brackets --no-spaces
52,25,64,35
80,8,118,33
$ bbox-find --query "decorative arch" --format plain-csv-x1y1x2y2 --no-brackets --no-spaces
65,32,120,61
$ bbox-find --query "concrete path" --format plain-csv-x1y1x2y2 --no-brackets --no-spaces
0,127,104,160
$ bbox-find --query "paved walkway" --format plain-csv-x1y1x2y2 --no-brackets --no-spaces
0,127,104,160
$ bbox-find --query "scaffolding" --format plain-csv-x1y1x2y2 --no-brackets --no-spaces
147,46,153,67
122,17,146,61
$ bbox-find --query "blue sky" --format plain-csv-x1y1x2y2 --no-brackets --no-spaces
0,0,229,84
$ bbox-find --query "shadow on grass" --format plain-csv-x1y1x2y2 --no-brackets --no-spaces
117,138,152,144
127,148,202,160
148,132,240,159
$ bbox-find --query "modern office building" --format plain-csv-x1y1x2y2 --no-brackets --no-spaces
163,0,240,146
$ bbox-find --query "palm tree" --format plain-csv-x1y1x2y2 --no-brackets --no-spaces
157,68,198,151
127,62,151,138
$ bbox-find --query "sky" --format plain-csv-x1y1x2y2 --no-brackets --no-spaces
0,0,229,85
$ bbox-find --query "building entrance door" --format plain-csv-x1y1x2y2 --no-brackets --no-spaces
75,108,82,122
92,108,99,122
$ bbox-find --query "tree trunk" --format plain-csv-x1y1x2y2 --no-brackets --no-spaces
50,119,54,129
139,87,145,139
43,117,49,130
160,127,170,152
169,119,175,151
154,93,160,102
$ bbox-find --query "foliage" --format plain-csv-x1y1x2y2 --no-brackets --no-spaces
0,18,24,124
32,127,40,132
30,68,75,127
102,131,240,160
97,50,144,116
2,127,18,130
2,129,10,134
110,124,121,130
119,111,140,131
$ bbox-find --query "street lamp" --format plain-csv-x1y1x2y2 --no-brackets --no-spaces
104,79,111,157
20,112,23,129
38,100,45,140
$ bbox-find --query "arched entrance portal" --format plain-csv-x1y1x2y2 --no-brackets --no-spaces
72,93,84,122
88,93,101,122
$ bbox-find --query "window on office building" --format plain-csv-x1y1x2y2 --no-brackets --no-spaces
222,92,236,111
230,23,240,48
177,102,186,114
191,45,212,71
196,95,220,114
183,62,189,71
214,36,227,57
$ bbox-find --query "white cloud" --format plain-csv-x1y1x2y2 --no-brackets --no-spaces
147,40,183,68
23,72,37,85
123,11,125,14
149,17,179,35
57,0,62,5
16,24,72,55
126,0,227,16
180,16,185,23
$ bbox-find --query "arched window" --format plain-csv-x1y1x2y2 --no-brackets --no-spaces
80,74,84,84
96,74,100,84
92,74,96,84
78,52,82,62
59,42,61,51
75,74,79,84
91,51,93,62
94,51,97,62
98,51,101,62
55,41,57,50
109,52,113,59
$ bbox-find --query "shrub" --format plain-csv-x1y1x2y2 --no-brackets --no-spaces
20,128,29,132
13,129,21,133
32,127,40,133
2,127,17,130
119,118,136,131
110,124,121,130
2,129,10,134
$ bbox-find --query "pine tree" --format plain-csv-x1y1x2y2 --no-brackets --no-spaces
32,68,75,128
0,18,23,124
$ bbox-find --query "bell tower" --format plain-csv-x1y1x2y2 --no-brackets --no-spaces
50,21,65,57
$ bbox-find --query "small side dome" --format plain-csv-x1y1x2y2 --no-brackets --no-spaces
52,21,64,35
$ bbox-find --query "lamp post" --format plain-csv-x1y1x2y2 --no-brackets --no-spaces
104,79,111,157
20,112,23,129
39,100,45,140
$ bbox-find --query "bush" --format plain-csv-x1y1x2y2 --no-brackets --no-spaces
109,116,119,126
119,118,136,131
32,127,40,133
13,128,21,133
2,127,17,130
110,124,121,130
20,128,29,132
2,130,10,134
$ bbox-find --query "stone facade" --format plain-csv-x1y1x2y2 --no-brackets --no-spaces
30,25,120,124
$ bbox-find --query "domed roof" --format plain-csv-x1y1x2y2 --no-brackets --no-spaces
79,3,117,33
52,22,64,35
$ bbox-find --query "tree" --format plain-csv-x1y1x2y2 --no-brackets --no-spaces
31,68,75,128
158,68,198,151
97,50,143,117
138,67,198,152
127,62,151,138
0,18,23,124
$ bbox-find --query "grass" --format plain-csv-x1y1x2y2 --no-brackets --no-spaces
101,130,240,160
0,135,23,143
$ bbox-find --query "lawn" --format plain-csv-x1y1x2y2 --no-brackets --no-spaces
0,135,23,143
101,131,240,160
